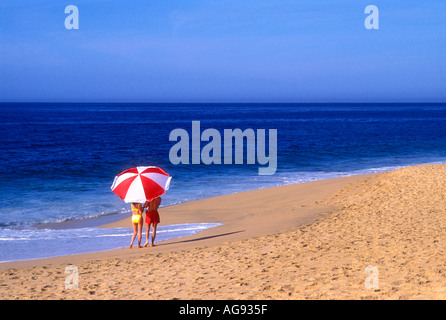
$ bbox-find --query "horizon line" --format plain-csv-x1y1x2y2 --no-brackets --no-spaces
1,101,446,105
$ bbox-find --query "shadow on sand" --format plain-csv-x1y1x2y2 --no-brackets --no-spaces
160,230,245,246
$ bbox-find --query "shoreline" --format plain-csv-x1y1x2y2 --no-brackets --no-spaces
0,173,367,270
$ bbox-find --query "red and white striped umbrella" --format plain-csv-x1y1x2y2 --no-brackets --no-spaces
111,166,171,203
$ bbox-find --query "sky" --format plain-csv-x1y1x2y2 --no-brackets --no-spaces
0,0,445,102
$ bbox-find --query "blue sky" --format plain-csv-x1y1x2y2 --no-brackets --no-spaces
0,0,445,102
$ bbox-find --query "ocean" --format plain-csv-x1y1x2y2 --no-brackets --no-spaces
1,103,446,262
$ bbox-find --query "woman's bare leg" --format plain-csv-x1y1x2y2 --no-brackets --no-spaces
129,223,138,248
137,221,143,248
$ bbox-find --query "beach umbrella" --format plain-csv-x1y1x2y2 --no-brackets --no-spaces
111,166,172,203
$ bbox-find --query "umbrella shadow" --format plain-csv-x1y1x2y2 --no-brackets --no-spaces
160,230,245,246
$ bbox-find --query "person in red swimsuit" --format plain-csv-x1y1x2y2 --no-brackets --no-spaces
143,197,161,247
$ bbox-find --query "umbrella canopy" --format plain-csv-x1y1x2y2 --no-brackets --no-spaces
111,166,171,203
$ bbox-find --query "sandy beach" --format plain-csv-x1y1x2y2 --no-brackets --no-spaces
1,164,445,299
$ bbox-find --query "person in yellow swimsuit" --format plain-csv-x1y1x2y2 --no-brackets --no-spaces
129,202,143,248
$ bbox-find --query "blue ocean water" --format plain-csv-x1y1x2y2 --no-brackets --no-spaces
0,223,222,263
1,103,446,261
